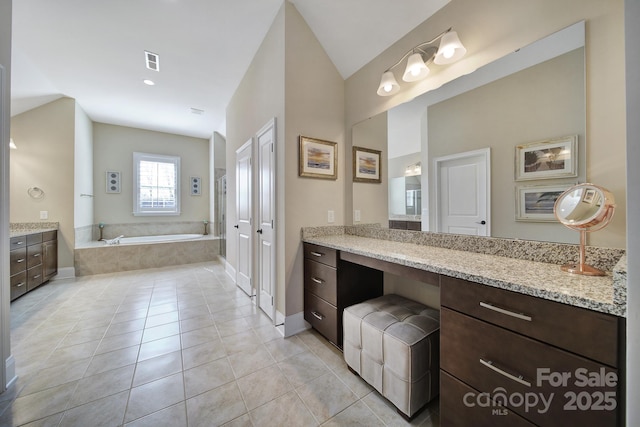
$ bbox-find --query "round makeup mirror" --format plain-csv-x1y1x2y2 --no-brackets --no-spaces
554,183,616,276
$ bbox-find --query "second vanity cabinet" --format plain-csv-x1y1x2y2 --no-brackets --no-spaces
440,276,623,426
303,243,383,348
10,230,58,301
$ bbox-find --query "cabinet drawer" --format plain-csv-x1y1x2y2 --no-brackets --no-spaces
10,271,28,301
441,308,619,426
27,243,43,269
10,248,27,276
406,221,421,231
304,243,337,268
304,259,337,305
27,233,43,245
10,236,27,251
440,370,535,427
27,265,44,291
441,276,619,367
42,230,57,242
304,291,339,346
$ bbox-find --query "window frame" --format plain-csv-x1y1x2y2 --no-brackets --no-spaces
133,152,181,216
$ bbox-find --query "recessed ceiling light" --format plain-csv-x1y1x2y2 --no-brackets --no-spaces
143,79,155,86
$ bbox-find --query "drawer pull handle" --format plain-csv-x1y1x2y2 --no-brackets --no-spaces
311,277,324,284
480,302,532,321
33,275,41,279
17,259,25,263
16,282,25,287
310,251,324,257
311,311,325,321
480,358,531,387
16,241,24,245
33,253,41,257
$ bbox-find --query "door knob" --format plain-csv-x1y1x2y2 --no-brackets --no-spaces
477,220,486,225
256,229,263,234
233,225,239,229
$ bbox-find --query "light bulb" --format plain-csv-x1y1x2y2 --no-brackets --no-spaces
384,84,392,92
442,47,455,59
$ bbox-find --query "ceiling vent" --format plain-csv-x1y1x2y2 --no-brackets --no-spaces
190,108,205,115
145,51,160,72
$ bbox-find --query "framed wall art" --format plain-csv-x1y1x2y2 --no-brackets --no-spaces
352,146,382,183
515,184,573,222
515,135,578,181
298,136,337,179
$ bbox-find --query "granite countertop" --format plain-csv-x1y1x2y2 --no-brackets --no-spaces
10,222,59,238
303,234,625,317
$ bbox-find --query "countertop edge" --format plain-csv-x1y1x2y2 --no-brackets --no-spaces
303,235,625,318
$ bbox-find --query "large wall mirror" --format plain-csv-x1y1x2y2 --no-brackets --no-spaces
352,21,588,244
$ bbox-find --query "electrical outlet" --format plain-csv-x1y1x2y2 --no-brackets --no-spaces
327,210,335,223
354,210,361,222
40,211,48,220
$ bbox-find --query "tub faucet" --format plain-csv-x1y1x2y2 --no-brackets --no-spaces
104,235,124,245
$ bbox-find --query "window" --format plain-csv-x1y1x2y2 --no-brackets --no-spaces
133,152,180,216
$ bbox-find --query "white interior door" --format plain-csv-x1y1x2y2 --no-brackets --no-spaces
235,139,253,296
256,119,276,320
435,148,490,236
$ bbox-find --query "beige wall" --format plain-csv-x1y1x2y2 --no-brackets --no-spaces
283,3,345,317
10,98,76,268
351,112,387,225
344,0,626,249
428,49,584,244
93,123,210,225
226,2,344,321
226,4,285,305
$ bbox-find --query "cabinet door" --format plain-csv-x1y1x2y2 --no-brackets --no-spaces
440,371,535,427
441,308,619,427
27,243,43,269
10,248,27,276
43,239,58,281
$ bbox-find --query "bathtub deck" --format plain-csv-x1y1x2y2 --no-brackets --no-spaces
74,236,220,276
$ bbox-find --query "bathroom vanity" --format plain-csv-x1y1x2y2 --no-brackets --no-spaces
302,227,626,426
9,226,58,301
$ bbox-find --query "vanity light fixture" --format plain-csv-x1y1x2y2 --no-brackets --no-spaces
9,138,17,149
377,28,467,96
405,161,422,176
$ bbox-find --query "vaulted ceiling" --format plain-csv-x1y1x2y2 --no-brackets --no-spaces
11,0,449,138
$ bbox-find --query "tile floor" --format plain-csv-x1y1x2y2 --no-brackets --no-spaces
0,258,439,426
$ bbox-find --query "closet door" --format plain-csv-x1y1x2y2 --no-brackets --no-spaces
235,139,253,297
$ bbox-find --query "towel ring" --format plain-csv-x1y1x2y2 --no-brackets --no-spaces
27,187,45,199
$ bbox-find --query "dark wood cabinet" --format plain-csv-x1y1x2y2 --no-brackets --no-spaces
303,243,383,348
440,278,624,426
10,230,58,301
388,220,421,230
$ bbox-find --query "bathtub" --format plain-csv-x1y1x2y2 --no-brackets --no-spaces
74,233,220,276
118,234,203,245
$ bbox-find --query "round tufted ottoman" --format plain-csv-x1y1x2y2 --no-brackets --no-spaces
343,294,440,418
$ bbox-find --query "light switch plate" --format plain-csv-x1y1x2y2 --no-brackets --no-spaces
40,211,48,220
328,210,335,223
354,210,361,222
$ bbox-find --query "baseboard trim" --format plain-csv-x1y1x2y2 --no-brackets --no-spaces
52,267,75,280
5,355,16,389
224,260,236,282
282,311,310,338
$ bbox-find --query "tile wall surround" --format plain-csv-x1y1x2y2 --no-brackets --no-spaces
302,224,625,273
74,238,220,276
